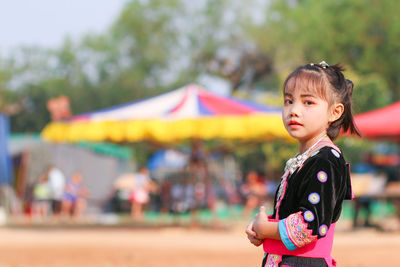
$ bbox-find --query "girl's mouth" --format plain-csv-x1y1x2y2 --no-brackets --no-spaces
289,120,303,126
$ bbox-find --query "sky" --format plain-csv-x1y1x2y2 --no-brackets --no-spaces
0,0,129,53
0,0,232,96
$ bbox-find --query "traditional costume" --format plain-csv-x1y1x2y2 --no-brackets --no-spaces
262,140,353,267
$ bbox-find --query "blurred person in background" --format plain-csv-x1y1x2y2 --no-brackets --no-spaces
130,167,156,220
159,179,172,214
32,173,51,222
352,152,377,229
61,172,89,220
188,140,215,210
47,165,66,219
372,149,400,229
240,170,267,217
171,176,186,214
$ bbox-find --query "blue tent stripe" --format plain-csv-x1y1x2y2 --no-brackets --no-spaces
197,97,214,115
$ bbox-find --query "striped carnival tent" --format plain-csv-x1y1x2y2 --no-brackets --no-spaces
41,84,291,143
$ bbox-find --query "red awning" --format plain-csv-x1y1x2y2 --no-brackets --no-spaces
354,101,400,142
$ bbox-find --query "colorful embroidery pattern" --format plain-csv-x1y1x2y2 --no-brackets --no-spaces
285,212,317,248
303,210,315,222
265,254,282,267
331,149,340,158
319,224,328,236
317,171,328,183
308,192,320,204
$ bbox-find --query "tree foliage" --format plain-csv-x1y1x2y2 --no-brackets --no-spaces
259,0,399,99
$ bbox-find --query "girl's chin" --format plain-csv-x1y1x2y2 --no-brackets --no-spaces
287,130,304,139
288,132,327,143
288,132,309,142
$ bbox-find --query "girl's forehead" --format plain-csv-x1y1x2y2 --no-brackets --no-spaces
284,75,329,100
284,85,315,95
284,82,320,97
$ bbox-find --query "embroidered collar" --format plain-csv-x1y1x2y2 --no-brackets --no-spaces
284,135,328,175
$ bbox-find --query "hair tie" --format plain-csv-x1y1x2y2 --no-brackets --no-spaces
319,61,329,69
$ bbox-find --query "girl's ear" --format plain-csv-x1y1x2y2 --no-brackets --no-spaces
329,103,344,123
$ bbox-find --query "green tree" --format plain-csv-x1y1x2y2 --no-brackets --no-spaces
257,0,400,100
352,73,391,113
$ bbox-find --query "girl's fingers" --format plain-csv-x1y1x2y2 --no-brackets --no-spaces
246,221,264,246
246,227,256,237
248,236,263,246
253,240,263,246
245,220,257,237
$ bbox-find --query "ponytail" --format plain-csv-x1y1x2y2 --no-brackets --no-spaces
325,64,360,140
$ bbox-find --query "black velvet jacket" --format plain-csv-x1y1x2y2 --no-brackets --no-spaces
272,146,353,238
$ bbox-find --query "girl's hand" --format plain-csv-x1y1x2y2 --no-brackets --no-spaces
252,206,268,239
245,219,263,246
252,206,281,240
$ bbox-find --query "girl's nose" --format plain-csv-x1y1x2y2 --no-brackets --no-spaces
289,103,300,117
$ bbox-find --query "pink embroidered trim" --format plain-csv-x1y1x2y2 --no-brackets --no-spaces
265,254,282,267
285,211,317,248
274,171,289,219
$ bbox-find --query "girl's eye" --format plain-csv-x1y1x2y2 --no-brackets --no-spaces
284,99,292,105
305,100,314,105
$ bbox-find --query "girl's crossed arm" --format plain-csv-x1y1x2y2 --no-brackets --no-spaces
245,206,280,246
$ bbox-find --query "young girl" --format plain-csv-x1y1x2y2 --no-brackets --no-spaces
246,61,360,267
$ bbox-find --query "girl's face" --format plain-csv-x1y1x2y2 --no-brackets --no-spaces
282,81,334,143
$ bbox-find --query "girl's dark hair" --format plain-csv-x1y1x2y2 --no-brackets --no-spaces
283,62,360,140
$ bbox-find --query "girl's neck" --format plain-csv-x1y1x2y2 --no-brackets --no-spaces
299,133,330,154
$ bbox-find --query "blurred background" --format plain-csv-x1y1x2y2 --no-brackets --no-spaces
0,0,399,266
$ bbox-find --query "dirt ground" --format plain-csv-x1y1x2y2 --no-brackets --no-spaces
0,221,399,267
